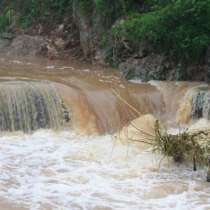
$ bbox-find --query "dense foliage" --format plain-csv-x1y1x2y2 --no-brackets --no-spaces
0,8,13,33
0,0,209,65
0,0,140,28
18,0,73,27
112,0,210,63
153,121,210,171
0,0,73,29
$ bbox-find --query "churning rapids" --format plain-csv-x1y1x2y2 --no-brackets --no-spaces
0,57,210,210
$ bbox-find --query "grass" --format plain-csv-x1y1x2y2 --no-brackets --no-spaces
153,121,210,170
113,89,210,171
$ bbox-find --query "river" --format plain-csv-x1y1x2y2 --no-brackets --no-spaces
0,57,209,210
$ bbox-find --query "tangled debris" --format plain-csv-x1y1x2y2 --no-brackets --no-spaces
128,120,210,181
153,121,210,171
113,89,210,181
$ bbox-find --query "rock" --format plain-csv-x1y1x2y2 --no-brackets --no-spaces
7,34,46,56
56,24,64,36
206,46,210,82
46,44,59,59
54,38,65,50
2,34,60,59
174,63,205,81
136,41,151,58
119,51,204,82
175,63,186,80
0,33,14,53
0,32,14,40
207,158,210,182
94,49,108,66
207,170,210,182
119,54,170,81
0,38,11,50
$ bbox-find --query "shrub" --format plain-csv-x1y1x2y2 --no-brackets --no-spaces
112,0,210,63
0,7,14,33
8,0,73,28
153,121,210,170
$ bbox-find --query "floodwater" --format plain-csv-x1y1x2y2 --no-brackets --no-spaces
0,56,209,210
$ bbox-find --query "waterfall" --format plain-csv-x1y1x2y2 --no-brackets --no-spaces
191,87,210,120
0,80,70,132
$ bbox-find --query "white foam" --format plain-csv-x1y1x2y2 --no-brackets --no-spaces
46,65,55,70
129,79,143,84
0,130,209,210
59,66,74,70
82,69,90,72
10,60,23,64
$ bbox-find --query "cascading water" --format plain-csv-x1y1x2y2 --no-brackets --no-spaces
0,58,210,210
0,80,70,132
176,85,210,124
191,87,210,120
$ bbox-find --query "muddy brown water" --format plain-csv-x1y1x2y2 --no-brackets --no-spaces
0,56,209,210
0,56,167,134
0,56,201,133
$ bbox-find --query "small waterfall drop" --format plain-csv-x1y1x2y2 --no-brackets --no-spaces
176,85,210,124
0,80,70,132
0,57,209,209
191,87,210,120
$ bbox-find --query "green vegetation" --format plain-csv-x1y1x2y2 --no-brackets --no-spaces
78,0,94,16
94,0,134,27
153,121,210,170
0,0,138,28
3,0,73,28
112,0,210,64
22,0,73,27
0,0,210,67
0,7,14,33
